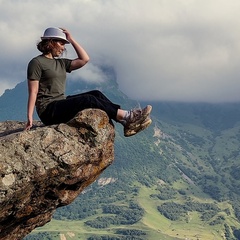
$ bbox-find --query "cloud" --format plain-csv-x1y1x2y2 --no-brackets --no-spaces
71,63,107,84
0,78,17,96
0,0,240,102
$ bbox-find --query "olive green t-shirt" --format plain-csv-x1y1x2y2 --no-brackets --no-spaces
27,55,72,116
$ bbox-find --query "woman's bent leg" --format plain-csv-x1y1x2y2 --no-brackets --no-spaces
40,92,120,125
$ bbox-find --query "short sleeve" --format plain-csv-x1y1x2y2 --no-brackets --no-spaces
62,58,72,73
27,58,42,81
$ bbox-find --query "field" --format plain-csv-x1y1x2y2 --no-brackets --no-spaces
27,182,236,240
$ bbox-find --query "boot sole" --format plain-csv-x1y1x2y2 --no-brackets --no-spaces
124,118,152,137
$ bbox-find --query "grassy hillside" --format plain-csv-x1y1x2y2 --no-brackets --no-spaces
24,109,240,240
1,73,240,239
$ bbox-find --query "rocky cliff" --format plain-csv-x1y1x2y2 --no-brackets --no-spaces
0,109,115,240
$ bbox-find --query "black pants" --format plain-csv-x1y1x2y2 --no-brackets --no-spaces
39,90,121,125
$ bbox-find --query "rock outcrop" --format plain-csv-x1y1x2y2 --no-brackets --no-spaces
0,109,115,240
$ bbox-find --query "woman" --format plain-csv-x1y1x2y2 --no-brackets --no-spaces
26,27,152,137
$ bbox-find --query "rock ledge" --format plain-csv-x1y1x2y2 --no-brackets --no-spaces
0,109,115,240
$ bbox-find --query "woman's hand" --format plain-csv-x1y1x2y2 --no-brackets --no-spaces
60,28,73,43
25,118,33,131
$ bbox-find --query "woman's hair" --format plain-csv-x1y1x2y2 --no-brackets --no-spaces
37,39,66,55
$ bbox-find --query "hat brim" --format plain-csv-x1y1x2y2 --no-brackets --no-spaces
41,37,70,44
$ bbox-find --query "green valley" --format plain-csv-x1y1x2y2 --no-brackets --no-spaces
24,102,240,240
1,79,240,240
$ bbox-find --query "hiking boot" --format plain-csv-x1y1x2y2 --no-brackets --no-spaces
124,117,152,137
125,105,152,130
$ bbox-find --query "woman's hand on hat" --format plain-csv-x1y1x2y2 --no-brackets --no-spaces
60,28,72,43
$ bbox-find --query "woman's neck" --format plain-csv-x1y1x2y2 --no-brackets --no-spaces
43,53,53,59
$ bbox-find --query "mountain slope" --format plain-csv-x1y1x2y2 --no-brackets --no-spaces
1,69,240,240
24,100,240,239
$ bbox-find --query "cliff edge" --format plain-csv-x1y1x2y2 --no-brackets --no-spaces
0,109,115,240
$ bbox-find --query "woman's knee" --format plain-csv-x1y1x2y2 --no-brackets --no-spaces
90,90,105,97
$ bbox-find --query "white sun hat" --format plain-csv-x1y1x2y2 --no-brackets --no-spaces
41,27,69,43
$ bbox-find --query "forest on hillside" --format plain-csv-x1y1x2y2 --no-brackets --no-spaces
2,80,240,240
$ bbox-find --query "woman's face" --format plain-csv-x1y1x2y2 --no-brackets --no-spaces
52,41,66,57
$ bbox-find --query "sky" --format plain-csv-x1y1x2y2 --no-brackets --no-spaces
0,0,240,103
